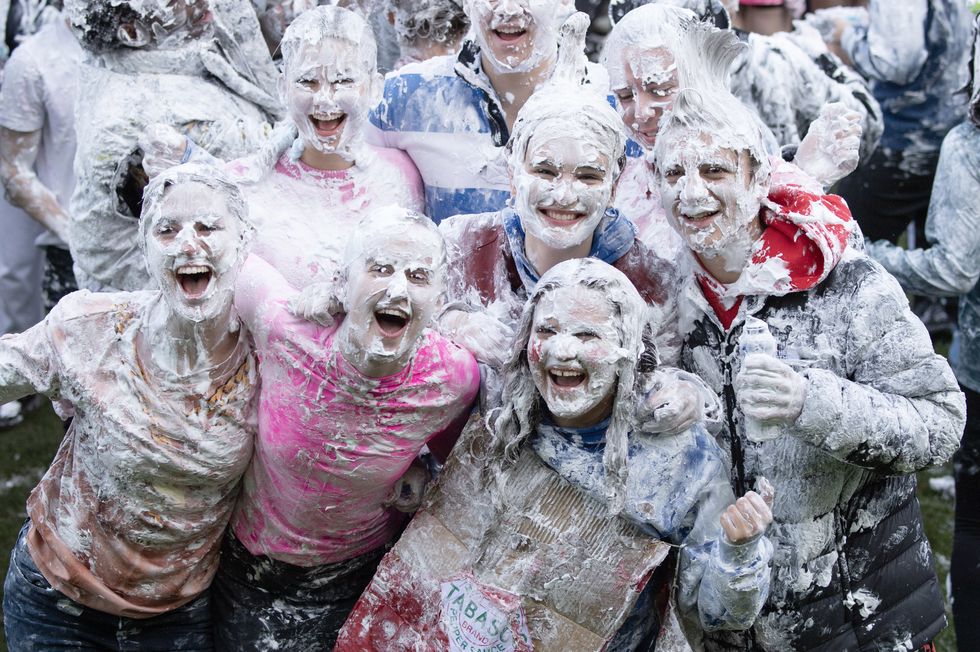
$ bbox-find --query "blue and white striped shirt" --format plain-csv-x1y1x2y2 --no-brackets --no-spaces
367,40,609,224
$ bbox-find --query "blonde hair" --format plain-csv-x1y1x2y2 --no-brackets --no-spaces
487,258,659,516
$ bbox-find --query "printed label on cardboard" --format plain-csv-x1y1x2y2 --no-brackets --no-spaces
440,578,532,652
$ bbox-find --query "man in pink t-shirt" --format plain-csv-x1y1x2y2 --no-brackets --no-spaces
213,206,480,651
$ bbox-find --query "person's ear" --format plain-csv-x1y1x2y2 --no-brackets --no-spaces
117,22,151,48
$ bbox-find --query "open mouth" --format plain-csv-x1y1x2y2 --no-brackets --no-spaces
175,264,213,299
539,208,586,225
374,306,410,337
310,113,346,139
492,23,528,43
549,368,587,389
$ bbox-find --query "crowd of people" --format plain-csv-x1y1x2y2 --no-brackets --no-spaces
0,0,974,650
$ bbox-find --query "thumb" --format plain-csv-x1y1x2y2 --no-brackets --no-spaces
756,476,775,509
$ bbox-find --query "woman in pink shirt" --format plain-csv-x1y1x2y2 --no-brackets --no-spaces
212,206,480,651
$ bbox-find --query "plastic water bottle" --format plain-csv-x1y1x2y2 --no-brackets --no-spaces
739,316,782,442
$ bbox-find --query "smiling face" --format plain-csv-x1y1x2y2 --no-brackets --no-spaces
466,0,559,72
512,130,615,250
612,46,678,150
283,38,374,159
527,285,625,427
341,225,444,377
656,130,763,257
144,182,244,323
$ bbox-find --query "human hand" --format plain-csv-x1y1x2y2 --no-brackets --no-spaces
638,379,703,436
288,280,344,327
384,460,430,513
794,102,863,189
440,308,514,368
139,123,189,179
720,478,774,545
735,353,807,424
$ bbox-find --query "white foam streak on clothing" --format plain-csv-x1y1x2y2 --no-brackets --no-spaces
842,1,927,86
231,147,424,288
0,290,256,618
69,44,274,292
839,0,971,173
0,16,81,249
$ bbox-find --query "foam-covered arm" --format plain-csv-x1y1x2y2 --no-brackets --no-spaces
0,127,69,242
234,254,298,343
789,266,965,473
670,446,772,633
0,307,62,405
867,125,980,298
688,533,773,632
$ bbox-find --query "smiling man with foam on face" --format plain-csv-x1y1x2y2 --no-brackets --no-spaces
214,206,479,651
649,38,966,650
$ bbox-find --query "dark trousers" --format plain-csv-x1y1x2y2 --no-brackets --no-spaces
2,522,213,651
41,246,77,314
211,533,386,652
835,147,939,244
952,385,980,649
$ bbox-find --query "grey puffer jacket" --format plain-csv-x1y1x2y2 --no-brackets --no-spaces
679,248,965,651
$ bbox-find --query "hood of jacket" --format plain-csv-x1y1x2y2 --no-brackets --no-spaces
694,183,854,329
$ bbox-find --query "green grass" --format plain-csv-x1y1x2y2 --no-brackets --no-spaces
0,402,65,652
0,403,962,651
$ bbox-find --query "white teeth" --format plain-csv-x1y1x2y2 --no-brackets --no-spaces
378,308,409,319
543,210,581,222
176,265,210,275
550,369,584,377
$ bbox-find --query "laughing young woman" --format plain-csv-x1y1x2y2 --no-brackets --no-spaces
1,163,257,651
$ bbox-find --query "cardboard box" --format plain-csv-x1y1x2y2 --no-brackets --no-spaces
336,415,673,651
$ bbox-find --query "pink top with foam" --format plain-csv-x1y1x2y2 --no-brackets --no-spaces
232,256,480,567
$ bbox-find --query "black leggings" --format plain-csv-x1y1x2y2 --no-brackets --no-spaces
211,533,386,652
952,385,980,648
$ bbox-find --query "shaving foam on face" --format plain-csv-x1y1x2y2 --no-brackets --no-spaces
513,128,616,250
338,207,446,376
465,0,559,73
